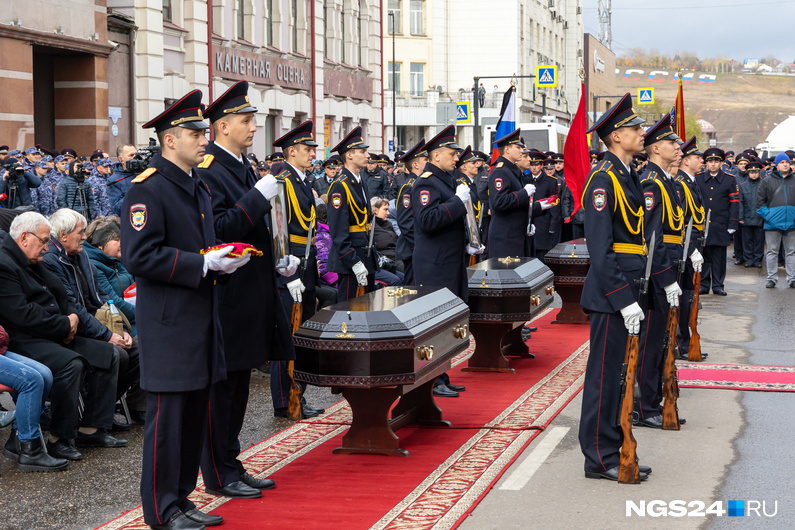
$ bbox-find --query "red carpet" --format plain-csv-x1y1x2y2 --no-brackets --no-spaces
677,361,795,391
98,309,590,530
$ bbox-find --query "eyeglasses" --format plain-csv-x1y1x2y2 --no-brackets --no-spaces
26,232,49,245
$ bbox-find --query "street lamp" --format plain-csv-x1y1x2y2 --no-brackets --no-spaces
388,12,396,155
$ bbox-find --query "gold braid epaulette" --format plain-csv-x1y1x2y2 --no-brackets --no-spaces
282,174,315,231
650,176,684,232
583,165,644,236
330,177,368,226
678,181,705,224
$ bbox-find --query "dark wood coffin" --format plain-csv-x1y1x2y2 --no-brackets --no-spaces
464,257,555,372
293,286,470,456
544,238,591,324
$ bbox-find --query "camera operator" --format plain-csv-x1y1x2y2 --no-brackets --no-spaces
0,157,43,209
108,144,137,217
57,160,95,220
32,155,68,216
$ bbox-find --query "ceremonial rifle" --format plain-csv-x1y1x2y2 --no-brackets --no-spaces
661,219,693,430
617,232,654,484
287,219,315,420
688,209,710,361
356,216,376,298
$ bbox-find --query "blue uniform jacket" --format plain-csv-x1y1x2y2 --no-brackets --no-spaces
326,168,377,274
395,173,417,261
195,143,294,371
488,157,540,258
412,162,468,301
697,169,739,246
120,153,225,393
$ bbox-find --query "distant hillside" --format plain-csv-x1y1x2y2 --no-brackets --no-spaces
615,69,795,151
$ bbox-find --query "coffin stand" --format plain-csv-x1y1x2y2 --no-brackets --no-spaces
544,239,591,324
293,286,470,456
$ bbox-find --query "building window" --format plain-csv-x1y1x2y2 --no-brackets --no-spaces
410,0,423,35
388,62,401,92
266,0,273,46
388,0,401,34
357,2,364,67
324,1,331,59
410,63,424,95
291,0,298,53
237,0,245,39
340,10,346,63
163,0,172,22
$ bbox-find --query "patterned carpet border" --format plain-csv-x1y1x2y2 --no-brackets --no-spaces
371,342,589,530
97,305,566,530
677,362,795,391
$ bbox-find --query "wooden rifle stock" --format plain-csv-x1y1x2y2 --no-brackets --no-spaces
356,285,365,297
469,254,477,267
688,270,702,361
661,305,681,430
618,334,641,484
287,303,304,421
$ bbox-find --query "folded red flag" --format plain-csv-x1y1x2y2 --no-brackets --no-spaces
200,243,263,257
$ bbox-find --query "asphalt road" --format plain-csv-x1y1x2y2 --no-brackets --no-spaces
1,255,792,529
462,257,795,529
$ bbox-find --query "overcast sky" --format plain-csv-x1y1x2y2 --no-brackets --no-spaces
583,0,795,63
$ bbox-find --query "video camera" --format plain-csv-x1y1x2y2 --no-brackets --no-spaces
2,161,25,184
127,138,161,173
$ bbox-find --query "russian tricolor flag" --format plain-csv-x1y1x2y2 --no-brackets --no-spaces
491,88,517,164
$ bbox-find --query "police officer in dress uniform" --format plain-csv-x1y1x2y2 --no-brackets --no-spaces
674,136,708,360
524,150,558,261
452,145,483,262
121,90,251,530
633,115,699,428
327,127,378,301
473,151,492,253
194,81,296,501
578,93,658,481
488,129,541,258
395,139,428,286
697,148,739,295
269,121,326,418
412,125,483,398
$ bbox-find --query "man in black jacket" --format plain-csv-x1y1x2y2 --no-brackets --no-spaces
195,81,302,500
0,212,123,462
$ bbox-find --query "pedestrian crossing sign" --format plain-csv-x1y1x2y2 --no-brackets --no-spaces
638,88,654,105
536,65,557,87
456,102,472,124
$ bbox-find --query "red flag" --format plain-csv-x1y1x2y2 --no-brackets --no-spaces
563,83,590,222
674,75,686,140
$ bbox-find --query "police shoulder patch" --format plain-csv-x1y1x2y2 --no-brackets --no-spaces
592,188,607,212
197,154,214,169
131,167,157,183
644,191,655,211
402,193,411,208
130,203,147,230
420,171,432,179
494,178,503,191
419,189,430,205
331,193,342,209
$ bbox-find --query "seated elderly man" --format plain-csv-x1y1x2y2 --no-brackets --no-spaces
43,209,145,426
0,212,125,461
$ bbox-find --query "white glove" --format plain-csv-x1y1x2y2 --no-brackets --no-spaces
202,245,251,276
524,183,536,196
540,200,554,210
278,255,301,277
466,244,485,255
352,261,368,286
455,183,470,204
620,302,645,335
286,278,305,303
690,248,704,273
664,282,682,308
527,224,536,236
728,229,736,235
254,174,278,200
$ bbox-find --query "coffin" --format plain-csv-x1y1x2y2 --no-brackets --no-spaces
544,238,591,324
464,257,555,372
293,286,470,456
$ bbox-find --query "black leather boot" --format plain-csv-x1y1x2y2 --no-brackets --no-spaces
18,436,68,472
3,428,19,461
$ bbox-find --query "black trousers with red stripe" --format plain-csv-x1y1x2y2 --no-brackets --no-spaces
200,370,251,489
141,387,210,526
578,310,639,473
635,305,667,420
336,272,375,302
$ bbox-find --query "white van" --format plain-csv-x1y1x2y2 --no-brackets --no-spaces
482,117,570,153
